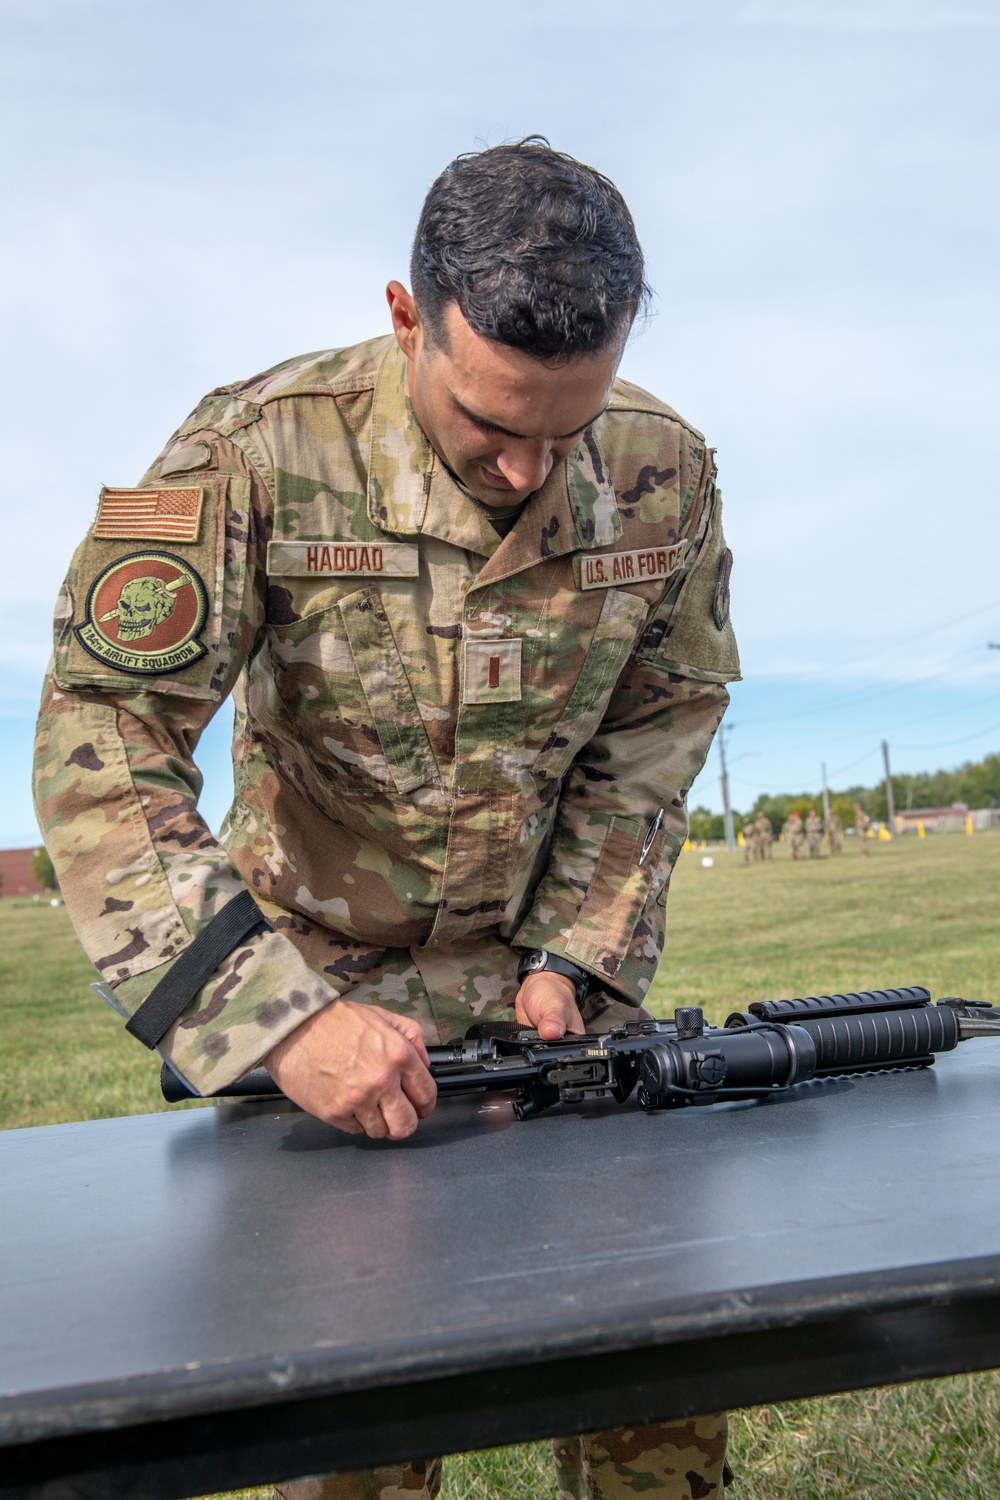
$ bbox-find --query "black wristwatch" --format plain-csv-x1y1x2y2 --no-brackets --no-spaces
516,949,591,1007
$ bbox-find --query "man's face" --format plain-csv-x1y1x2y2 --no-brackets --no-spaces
387,283,622,507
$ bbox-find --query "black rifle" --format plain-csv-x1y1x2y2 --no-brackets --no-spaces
161,985,1000,1120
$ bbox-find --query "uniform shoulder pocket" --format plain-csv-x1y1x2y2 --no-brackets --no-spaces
53,474,249,702
634,486,741,685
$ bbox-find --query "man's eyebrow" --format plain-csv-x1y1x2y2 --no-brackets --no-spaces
450,393,605,441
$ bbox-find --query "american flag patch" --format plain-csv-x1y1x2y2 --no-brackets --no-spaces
93,486,204,543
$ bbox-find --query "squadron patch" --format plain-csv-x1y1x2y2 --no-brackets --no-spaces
74,551,209,675
713,548,733,630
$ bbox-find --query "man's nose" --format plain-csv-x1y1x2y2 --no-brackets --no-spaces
496,442,554,493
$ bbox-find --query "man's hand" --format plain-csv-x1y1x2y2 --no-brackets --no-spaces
515,971,586,1040
264,1000,437,1140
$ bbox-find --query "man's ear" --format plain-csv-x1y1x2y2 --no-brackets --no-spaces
387,281,421,359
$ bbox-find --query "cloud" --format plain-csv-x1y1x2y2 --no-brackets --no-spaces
1,1,997,836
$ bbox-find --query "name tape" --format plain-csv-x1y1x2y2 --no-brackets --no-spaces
577,543,687,591
267,540,420,578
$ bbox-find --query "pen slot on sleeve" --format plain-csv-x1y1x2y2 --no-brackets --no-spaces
639,808,664,867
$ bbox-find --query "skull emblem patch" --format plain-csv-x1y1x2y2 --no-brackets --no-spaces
75,551,208,674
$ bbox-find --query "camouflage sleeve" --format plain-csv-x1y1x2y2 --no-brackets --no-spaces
32,432,363,1095
512,482,740,1006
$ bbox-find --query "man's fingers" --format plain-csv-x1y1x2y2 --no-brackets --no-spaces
522,987,585,1039
380,1009,432,1067
400,1049,438,1117
264,998,436,1141
535,996,585,1039
353,1102,390,1140
377,1085,421,1140
515,972,585,1038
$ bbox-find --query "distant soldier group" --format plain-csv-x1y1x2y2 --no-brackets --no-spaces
784,806,848,860
742,811,773,863
741,804,863,864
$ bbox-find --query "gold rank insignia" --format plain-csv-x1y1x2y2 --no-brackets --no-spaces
74,551,209,675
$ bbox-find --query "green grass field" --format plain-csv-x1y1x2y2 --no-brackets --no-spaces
3,829,999,1498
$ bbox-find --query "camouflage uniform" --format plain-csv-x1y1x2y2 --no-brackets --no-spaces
855,804,871,855
754,811,772,861
34,334,740,1500
783,813,804,860
805,809,822,858
272,1419,731,1500
825,808,843,854
741,815,757,865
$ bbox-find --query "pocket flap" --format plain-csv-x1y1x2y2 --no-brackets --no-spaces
339,588,439,794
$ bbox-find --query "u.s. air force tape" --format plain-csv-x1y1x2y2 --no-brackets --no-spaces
125,889,271,1049
266,540,420,578
575,542,687,590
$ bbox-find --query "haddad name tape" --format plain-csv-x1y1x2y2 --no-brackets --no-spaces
266,541,420,577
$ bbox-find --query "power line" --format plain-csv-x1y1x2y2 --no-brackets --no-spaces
827,746,883,779
720,716,1000,799
795,598,1000,677
734,643,988,728
891,719,1000,753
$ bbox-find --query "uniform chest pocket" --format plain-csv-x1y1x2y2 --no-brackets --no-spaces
338,587,440,793
530,588,649,783
264,589,439,795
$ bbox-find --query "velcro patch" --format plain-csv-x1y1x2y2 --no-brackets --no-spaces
713,547,733,630
576,542,687,591
267,540,420,578
463,639,522,704
159,441,215,478
74,550,209,675
93,486,204,544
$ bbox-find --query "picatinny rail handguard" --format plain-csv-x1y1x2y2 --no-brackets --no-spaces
160,985,1000,1120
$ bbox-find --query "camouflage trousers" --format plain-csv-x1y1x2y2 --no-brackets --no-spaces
269,939,731,1500
271,1415,730,1499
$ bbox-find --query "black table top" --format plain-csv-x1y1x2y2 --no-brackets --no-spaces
4,1043,1000,1496
4,1041,1000,1438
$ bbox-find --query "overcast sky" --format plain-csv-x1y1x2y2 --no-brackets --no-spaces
2,0,998,842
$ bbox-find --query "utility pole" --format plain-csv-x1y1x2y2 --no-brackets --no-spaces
719,725,735,854
881,739,897,835
821,762,831,823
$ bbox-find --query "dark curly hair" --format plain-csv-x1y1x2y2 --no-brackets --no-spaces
411,138,650,359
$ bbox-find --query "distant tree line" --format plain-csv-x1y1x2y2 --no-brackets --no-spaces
687,751,1000,843
32,847,58,891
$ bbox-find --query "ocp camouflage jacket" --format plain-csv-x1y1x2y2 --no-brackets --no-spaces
34,335,740,1092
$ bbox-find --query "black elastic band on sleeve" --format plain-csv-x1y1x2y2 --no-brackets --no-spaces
125,889,271,1049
